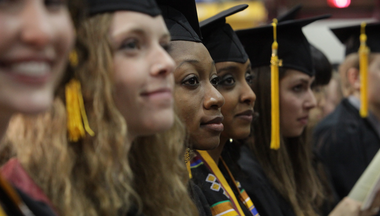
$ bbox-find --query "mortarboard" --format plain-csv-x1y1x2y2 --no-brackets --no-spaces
331,22,380,56
157,0,202,42
237,15,329,150
331,22,380,118
310,43,332,86
86,0,161,17
200,4,249,64
236,15,330,77
277,4,303,23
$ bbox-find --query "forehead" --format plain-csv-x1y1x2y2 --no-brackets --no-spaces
110,11,167,36
170,41,213,66
283,69,314,81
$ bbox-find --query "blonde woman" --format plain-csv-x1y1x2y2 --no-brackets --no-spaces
3,0,197,216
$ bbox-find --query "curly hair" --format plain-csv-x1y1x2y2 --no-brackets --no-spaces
4,12,197,216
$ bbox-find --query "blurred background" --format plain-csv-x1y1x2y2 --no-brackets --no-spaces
195,0,380,64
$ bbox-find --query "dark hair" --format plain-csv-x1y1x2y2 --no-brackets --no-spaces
246,66,325,216
310,44,332,86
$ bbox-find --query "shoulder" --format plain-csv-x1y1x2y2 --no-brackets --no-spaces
1,158,57,215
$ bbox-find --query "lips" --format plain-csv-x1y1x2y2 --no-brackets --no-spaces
200,116,224,133
0,58,55,85
141,87,173,101
297,116,309,125
235,109,254,122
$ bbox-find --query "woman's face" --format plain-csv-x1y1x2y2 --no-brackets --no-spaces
280,69,316,137
170,41,225,150
216,60,256,140
110,12,175,139
0,0,74,116
368,54,380,107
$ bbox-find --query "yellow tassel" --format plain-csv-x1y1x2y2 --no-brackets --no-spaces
69,50,79,68
185,148,192,179
270,19,281,150
65,79,95,142
359,22,369,118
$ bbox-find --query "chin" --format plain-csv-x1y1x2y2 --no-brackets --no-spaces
14,97,53,115
192,137,220,150
142,112,175,135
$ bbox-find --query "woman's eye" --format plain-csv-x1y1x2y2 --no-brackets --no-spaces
292,84,304,92
210,76,220,87
120,38,140,51
219,75,235,86
182,75,199,87
161,43,172,53
245,73,253,85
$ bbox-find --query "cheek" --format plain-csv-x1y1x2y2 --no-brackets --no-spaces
280,91,299,120
220,92,236,120
48,12,75,49
113,58,145,103
174,87,199,130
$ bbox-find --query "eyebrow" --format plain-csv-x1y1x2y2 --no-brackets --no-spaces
111,27,145,39
217,65,239,74
178,59,200,68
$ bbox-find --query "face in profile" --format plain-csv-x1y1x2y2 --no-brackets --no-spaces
0,0,75,116
368,54,380,108
170,41,225,150
110,11,175,140
216,60,256,140
279,69,316,137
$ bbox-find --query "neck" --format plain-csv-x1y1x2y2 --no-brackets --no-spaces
207,136,228,165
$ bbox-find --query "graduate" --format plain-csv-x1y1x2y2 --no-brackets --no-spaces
155,0,224,215
0,0,76,215
237,16,380,216
189,5,260,216
3,0,197,215
314,23,380,203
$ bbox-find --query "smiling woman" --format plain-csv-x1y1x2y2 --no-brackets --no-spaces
0,0,75,215
2,0,197,216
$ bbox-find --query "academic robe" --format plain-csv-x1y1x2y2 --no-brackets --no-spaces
314,97,380,201
238,145,296,216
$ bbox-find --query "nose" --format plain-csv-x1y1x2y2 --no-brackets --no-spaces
204,83,225,110
305,89,317,110
20,2,54,48
240,81,256,106
150,45,176,77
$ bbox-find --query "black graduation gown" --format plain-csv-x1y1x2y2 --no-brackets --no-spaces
189,180,213,216
1,187,56,216
314,98,380,200
238,145,296,216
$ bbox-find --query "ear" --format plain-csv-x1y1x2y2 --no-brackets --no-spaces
347,67,360,91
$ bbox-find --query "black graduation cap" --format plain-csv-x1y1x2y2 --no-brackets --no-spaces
86,0,161,17
236,15,330,76
277,4,303,23
156,0,202,42
310,43,332,86
331,22,380,56
200,4,249,63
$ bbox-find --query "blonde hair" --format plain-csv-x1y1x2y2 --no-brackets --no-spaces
4,12,197,216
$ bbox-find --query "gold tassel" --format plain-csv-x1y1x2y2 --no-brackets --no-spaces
270,19,281,150
185,148,192,179
359,22,369,118
66,49,94,142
